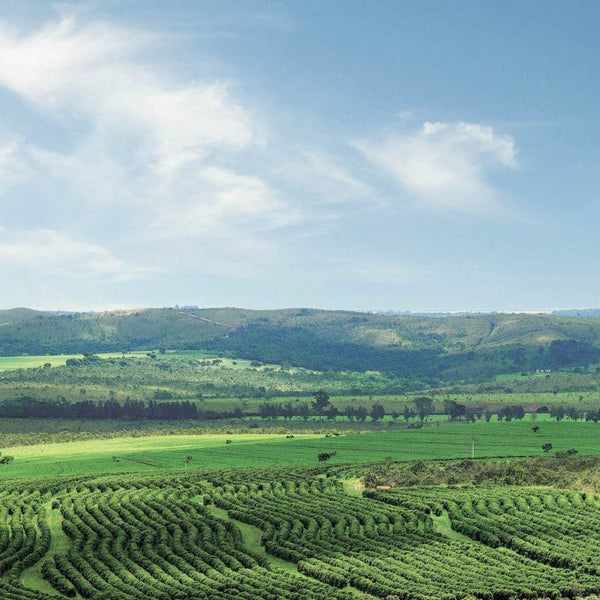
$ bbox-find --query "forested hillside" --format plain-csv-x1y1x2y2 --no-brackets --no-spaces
2,308,600,384
0,308,50,325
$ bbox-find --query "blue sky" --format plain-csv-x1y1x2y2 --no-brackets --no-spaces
1,1,599,311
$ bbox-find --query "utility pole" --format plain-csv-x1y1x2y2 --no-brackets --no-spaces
471,437,477,459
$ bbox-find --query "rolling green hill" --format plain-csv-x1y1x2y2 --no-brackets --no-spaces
0,307,51,326
1,307,600,384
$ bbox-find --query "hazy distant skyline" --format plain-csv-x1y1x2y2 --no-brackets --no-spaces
1,1,599,312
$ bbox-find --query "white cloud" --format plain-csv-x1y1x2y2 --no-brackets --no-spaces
281,151,374,204
0,229,153,281
0,12,298,273
153,165,298,239
0,15,253,160
355,121,517,214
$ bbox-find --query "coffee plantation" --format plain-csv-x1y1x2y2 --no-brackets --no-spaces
2,464,600,599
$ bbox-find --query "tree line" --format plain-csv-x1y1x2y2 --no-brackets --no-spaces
0,397,212,420
5,391,600,425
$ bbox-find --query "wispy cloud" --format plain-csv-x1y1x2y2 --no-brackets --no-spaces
279,150,374,205
0,14,253,168
152,165,299,239
0,12,297,276
355,121,518,214
0,139,30,194
0,229,153,281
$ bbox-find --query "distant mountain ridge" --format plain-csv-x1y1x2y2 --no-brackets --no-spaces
551,309,600,318
2,307,600,385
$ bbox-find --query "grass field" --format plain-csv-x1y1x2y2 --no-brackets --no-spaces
2,419,598,480
0,350,281,373
0,351,153,371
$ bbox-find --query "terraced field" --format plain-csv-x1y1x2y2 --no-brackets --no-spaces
2,465,600,599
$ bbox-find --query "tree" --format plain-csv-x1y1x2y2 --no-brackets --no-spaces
318,451,336,462
403,406,414,422
414,396,434,421
312,390,330,414
445,400,466,421
281,401,295,420
355,405,368,422
542,443,553,453
325,406,339,420
297,402,310,421
343,405,356,422
531,425,540,433
183,455,192,469
370,402,385,422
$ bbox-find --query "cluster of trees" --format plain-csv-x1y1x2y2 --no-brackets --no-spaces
257,393,600,426
258,392,429,422
64,353,102,367
545,404,600,422
0,396,208,420
496,404,526,421
257,400,385,422
206,323,445,380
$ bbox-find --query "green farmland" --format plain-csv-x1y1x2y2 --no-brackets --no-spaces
2,420,599,480
3,312,600,599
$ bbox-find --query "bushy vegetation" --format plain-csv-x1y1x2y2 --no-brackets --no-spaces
361,453,600,489
0,353,409,402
